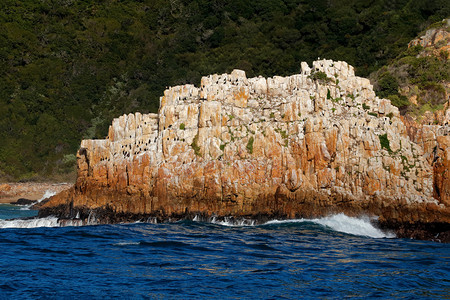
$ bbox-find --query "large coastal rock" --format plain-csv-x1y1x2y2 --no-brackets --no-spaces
40,59,450,240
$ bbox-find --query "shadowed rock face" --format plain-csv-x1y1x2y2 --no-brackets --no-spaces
40,59,450,240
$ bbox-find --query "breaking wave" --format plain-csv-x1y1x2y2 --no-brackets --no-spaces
265,214,394,238
37,190,57,203
1,211,393,238
17,189,58,210
0,217,60,228
0,217,90,229
199,213,394,239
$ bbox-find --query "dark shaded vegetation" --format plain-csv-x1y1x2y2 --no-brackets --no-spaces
373,53,449,112
309,71,332,84
1,0,449,180
379,134,392,153
372,19,449,115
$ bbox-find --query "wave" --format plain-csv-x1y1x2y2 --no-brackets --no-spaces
199,213,394,238
264,214,395,238
0,217,60,228
1,212,393,238
17,189,58,210
210,216,256,227
0,217,90,229
37,190,57,203
113,242,141,246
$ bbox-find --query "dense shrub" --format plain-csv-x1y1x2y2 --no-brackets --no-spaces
1,0,449,179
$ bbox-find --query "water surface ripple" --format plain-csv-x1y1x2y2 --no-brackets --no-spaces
0,218,449,299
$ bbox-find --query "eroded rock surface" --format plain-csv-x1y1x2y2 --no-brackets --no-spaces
40,59,450,240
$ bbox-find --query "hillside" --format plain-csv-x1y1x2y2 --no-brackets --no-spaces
1,0,449,180
371,19,449,125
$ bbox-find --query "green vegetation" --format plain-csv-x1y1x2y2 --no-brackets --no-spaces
246,137,254,154
1,0,449,180
275,128,289,146
327,89,332,99
379,134,392,153
179,123,186,130
368,112,377,117
275,129,288,139
220,144,226,151
191,134,201,157
362,103,370,110
270,112,275,118
372,19,449,115
309,71,332,84
400,155,415,173
387,95,410,108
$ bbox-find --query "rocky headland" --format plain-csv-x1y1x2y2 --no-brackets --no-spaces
0,182,72,204
39,59,450,241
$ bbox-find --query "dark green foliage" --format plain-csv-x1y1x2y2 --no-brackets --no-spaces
1,0,449,180
368,112,378,117
246,137,254,154
377,72,399,99
388,95,410,108
309,71,332,84
379,134,392,153
327,89,332,99
179,123,185,130
362,103,370,110
373,24,449,112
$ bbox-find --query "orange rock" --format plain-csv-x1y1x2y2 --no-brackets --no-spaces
39,59,450,234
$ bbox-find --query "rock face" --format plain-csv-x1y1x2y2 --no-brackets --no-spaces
0,182,72,204
408,19,450,56
404,19,450,127
40,59,450,240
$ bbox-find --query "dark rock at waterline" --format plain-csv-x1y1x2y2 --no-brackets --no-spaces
10,198,37,205
31,198,50,210
379,221,450,243
38,203,450,243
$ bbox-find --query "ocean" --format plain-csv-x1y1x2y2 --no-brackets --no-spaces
0,201,449,299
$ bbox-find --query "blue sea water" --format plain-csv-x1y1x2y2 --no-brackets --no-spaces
0,204,449,299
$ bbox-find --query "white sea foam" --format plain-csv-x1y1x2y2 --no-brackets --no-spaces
199,213,392,237
210,216,256,227
0,216,91,229
17,189,58,210
0,217,60,228
265,213,395,238
113,242,141,246
37,190,57,203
